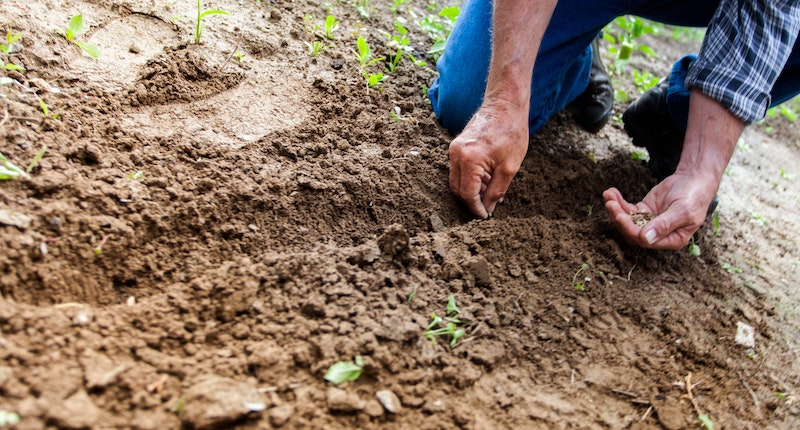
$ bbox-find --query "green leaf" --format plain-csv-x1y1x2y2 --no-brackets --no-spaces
637,44,657,57
446,295,460,316
428,40,446,54
324,357,364,384
698,414,714,430
68,14,85,38
4,63,25,71
199,9,229,19
27,146,47,173
0,152,25,180
439,7,460,21
356,36,370,64
74,41,102,58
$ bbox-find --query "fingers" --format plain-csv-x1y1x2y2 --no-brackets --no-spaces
482,165,515,215
449,153,489,219
603,187,699,250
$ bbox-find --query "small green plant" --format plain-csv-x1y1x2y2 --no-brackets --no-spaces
0,152,26,180
407,285,417,302
0,410,21,426
59,15,102,58
324,356,364,384
602,16,658,71
1,29,25,72
171,397,186,418
721,263,742,274
37,97,60,120
390,0,409,14
364,71,385,88
305,40,326,57
194,0,229,44
353,36,383,67
712,211,720,236
419,6,459,60
687,237,701,256
631,149,648,161
128,170,144,181
572,263,589,291
323,15,340,39
354,0,371,18
424,295,467,346
632,69,660,94
1,146,45,180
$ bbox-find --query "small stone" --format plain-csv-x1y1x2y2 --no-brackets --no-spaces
735,321,756,348
73,307,93,326
269,404,293,427
0,209,32,229
466,256,491,286
429,214,446,232
327,387,365,413
46,390,101,429
375,389,402,414
181,375,266,430
363,399,384,417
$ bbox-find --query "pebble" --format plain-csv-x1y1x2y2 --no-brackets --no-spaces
735,321,756,348
327,387,365,412
181,375,266,430
269,404,293,427
375,389,402,414
0,209,32,229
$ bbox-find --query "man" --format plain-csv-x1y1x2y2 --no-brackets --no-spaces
428,0,800,250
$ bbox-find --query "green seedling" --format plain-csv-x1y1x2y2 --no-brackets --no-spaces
93,235,110,255
305,40,326,57
390,0,409,14
324,356,363,384
27,145,47,173
698,414,714,430
632,69,660,93
0,152,26,180
424,295,468,347
37,97,59,120
424,321,465,346
324,15,340,39
721,263,742,274
446,294,460,316
420,6,459,59
364,71,385,88
1,29,25,72
630,149,648,161
128,170,144,181
353,36,383,67
572,263,589,291
0,410,21,426
194,0,229,44
603,16,657,69
171,397,186,418
1,29,23,55
712,211,720,236
687,237,701,256
354,0,371,18
60,15,102,58
407,285,417,302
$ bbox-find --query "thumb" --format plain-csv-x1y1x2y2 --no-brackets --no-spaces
640,208,693,250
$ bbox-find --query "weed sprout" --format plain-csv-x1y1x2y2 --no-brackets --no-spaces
194,0,229,44
60,15,102,58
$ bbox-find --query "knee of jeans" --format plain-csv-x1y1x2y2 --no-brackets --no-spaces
428,76,482,135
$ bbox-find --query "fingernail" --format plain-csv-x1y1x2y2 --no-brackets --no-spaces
645,229,657,244
498,197,504,204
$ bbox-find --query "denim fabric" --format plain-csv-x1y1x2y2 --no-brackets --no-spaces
429,0,800,136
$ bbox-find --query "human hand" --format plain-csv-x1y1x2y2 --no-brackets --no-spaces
448,102,529,218
603,172,719,249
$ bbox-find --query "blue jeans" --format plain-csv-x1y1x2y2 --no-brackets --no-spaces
429,0,800,135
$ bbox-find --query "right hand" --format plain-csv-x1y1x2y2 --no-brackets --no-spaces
448,102,530,218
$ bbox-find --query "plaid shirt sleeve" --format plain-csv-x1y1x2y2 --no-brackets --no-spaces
685,0,800,124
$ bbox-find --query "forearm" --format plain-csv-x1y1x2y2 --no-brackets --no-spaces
676,89,744,188
484,0,557,110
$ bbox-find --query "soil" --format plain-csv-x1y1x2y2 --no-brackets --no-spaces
1,1,799,429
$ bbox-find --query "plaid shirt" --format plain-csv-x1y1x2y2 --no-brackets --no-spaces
685,0,800,123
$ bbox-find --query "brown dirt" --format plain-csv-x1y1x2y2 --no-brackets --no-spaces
1,1,799,429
